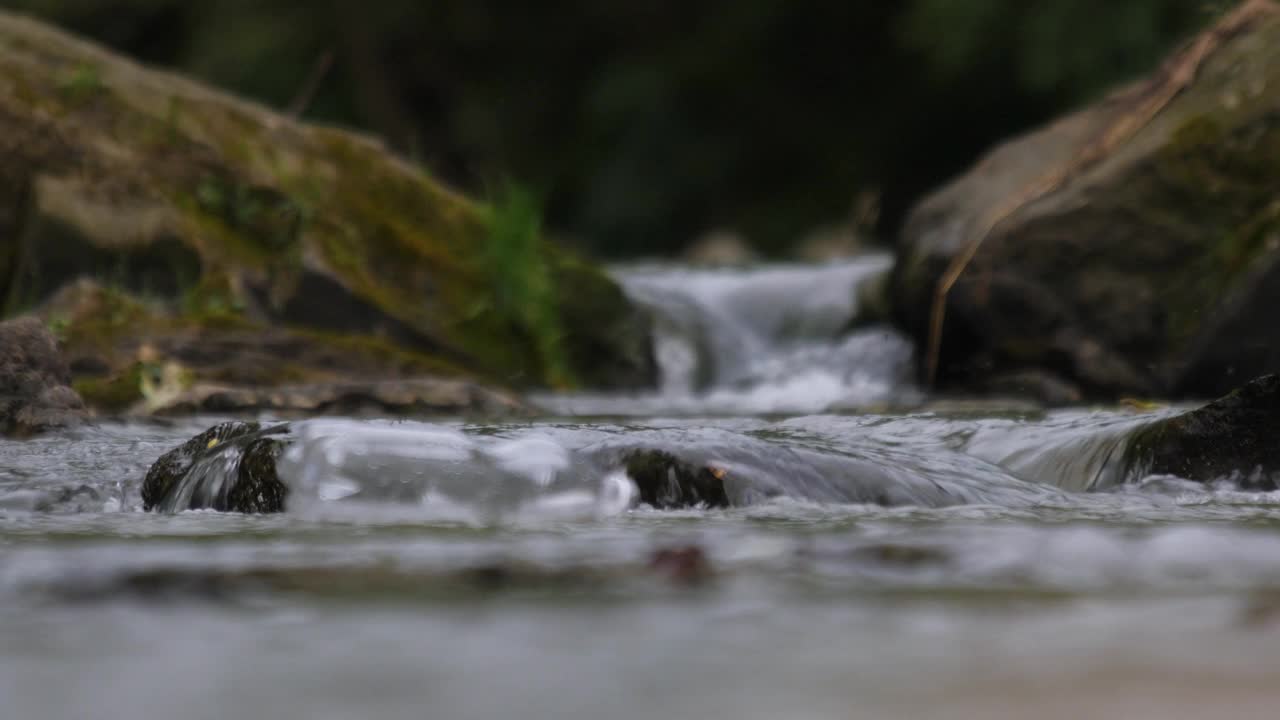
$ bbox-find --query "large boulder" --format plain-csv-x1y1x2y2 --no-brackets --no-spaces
893,0,1280,399
0,12,654,414
0,316,86,435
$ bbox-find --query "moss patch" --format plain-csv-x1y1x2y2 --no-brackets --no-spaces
73,363,144,412
0,13,654,400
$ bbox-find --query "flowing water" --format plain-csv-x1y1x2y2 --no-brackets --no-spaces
5,256,1280,719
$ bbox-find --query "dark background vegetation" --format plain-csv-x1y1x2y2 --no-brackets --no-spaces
11,0,1227,256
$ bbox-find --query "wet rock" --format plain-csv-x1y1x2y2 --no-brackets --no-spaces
142,421,290,513
893,1,1280,399
0,316,87,436
1122,373,1280,488
0,11,654,408
622,449,731,509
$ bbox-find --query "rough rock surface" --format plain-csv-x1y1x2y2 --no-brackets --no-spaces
893,0,1280,399
1122,373,1280,488
0,11,654,416
142,421,289,513
0,316,86,435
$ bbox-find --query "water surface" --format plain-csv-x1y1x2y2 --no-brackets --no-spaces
4,259,1279,719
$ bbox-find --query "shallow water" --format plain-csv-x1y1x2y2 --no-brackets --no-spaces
5,260,1280,719
6,411,1280,720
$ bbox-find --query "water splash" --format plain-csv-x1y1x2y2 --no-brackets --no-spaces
535,255,919,415
275,420,638,523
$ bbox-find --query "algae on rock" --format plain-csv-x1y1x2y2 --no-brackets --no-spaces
0,11,655,413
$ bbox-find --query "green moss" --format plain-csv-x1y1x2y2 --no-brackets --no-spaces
180,270,245,323
1,23,652,395
288,328,469,378
60,286,156,353
480,184,570,388
189,174,304,254
73,363,144,412
55,61,102,103
287,135,534,383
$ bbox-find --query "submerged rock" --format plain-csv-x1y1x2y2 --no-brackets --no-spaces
1122,374,1280,488
648,545,713,586
0,12,654,416
0,316,86,436
142,421,290,513
893,0,1280,399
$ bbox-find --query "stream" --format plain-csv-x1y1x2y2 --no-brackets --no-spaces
4,255,1280,719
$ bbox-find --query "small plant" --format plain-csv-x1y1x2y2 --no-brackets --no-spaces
483,182,571,388
45,315,69,342
57,62,103,102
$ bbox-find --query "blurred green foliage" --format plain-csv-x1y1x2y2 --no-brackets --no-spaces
9,0,1222,255
482,183,570,389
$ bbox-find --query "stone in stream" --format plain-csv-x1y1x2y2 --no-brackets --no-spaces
0,316,87,436
0,11,655,419
621,449,731,509
892,0,1280,400
142,421,290,513
1122,373,1280,489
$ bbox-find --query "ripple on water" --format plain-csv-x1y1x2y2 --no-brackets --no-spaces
6,409,1280,719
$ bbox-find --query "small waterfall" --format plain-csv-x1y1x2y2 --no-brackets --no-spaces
538,254,919,415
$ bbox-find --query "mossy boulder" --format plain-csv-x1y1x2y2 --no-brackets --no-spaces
893,1,1280,399
0,11,654,413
